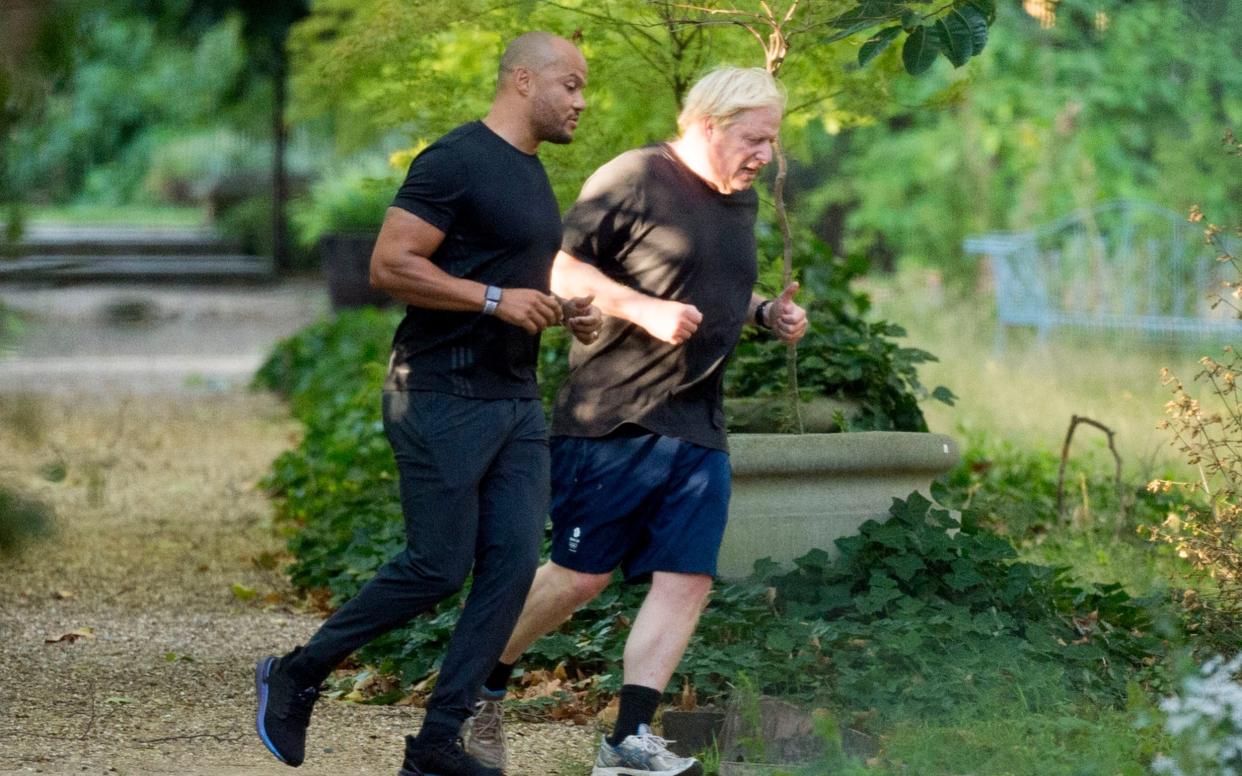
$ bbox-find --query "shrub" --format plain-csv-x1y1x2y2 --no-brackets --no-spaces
0,483,55,556
725,226,955,432
290,159,400,249
1146,133,1242,645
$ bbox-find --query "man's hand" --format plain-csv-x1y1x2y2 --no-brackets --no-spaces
766,282,808,344
495,288,563,334
634,297,703,345
561,295,603,344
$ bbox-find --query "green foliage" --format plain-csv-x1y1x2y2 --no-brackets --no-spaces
5,7,255,205
287,1,990,209
814,0,1242,282
253,308,403,596
761,493,1166,713
289,158,401,248
725,225,954,431
0,483,55,556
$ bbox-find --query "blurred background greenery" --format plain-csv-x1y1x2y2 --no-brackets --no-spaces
2,0,1237,277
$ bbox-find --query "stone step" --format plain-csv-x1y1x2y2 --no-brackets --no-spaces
0,255,274,282
13,224,241,256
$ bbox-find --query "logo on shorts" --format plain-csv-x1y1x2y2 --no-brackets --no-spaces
568,526,581,553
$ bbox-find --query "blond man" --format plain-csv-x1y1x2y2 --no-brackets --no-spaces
464,67,808,776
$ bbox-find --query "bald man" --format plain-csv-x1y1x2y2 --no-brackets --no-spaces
254,32,595,776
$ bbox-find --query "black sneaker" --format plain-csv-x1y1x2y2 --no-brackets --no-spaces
254,654,321,767
397,734,504,776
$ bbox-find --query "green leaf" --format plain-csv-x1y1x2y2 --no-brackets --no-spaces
765,630,795,652
932,385,957,405
959,4,990,54
934,12,974,68
859,26,902,68
967,0,997,22
883,553,926,581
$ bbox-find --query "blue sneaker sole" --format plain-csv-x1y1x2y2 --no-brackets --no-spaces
254,656,291,765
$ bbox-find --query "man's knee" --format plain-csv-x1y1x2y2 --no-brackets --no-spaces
653,572,713,608
546,564,611,608
390,546,472,597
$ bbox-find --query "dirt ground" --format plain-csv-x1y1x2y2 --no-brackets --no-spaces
0,283,597,775
0,392,597,776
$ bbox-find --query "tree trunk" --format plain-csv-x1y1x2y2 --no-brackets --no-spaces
271,42,290,272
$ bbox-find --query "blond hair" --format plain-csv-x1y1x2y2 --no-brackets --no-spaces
676,67,786,132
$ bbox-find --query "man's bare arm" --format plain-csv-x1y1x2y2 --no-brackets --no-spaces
551,250,702,345
371,207,561,334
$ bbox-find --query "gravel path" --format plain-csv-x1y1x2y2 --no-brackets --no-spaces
0,391,596,776
0,284,597,775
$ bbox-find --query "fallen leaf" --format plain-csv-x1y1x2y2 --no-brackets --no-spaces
105,696,136,704
230,583,258,601
45,627,95,644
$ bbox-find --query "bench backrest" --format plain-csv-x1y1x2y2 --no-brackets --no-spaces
965,200,1240,338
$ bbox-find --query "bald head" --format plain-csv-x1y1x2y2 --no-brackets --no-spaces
497,32,579,91
485,31,587,152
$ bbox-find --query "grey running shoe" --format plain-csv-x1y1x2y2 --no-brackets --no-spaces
590,724,702,776
461,688,508,770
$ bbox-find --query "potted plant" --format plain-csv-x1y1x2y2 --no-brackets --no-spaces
718,224,959,578
293,160,401,310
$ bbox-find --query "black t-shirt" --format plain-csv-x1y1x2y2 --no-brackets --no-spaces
383,121,563,399
551,144,759,451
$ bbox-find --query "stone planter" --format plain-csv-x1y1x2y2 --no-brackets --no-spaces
318,232,394,310
724,396,859,434
718,431,960,579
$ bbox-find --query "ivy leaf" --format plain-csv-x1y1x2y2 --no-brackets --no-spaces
934,12,975,68
884,552,926,581
859,26,902,68
901,25,940,75
945,559,986,591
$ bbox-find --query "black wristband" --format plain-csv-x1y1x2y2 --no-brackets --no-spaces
754,299,773,329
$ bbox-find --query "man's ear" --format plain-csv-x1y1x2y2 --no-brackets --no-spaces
512,66,533,96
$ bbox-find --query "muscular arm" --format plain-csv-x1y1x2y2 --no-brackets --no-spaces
550,250,702,345
370,207,561,334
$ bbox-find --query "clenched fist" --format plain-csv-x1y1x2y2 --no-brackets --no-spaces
634,297,703,345
495,288,562,334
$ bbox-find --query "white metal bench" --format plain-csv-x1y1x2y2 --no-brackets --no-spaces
964,200,1240,348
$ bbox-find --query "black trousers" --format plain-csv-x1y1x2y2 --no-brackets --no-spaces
286,390,548,733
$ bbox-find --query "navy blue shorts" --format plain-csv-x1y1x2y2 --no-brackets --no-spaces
549,430,732,582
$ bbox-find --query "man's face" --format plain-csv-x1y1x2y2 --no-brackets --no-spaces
530,44,588,145
705,106,781,194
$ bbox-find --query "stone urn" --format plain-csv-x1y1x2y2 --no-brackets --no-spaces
717,431,960,579
318,232,395,310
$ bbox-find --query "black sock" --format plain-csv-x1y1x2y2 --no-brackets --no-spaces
484,660,516,694
608,684,662,747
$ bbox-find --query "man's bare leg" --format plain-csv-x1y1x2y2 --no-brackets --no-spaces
622,571,713,690
499,560,611,664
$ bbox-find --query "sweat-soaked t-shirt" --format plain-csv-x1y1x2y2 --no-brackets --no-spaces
551,144,759,451
383,121,563,399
